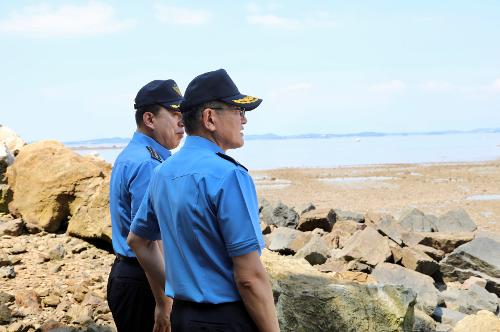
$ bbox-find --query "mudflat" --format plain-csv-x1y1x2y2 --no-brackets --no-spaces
252,160,500,233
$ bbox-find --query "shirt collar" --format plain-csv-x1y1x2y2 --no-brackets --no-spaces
182,135,224,154
132,131,171,160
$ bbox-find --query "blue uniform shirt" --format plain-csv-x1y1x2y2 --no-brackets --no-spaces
131,136,265,303
109,131,171,257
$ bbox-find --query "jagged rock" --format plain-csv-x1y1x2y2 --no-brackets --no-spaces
412,244,445,262
0,218,25,236
297,208,336,232
435,209,477,232
261,250,416,332
399,208,438,232
345,260,372,273
299,202,315,215
316,258,349,273
440,237,500,296
15,290,41,315
401,231,474,253
413,309,437,332
0,126,25,156
441,284,499,315
399,246,439,276
372,262,440,315
0,292,14,305
0,304,11,324
0,251,10,267
0,266,15,278
267,227,312,255
432,307,467,326
260,200,299,228
40,319,66,332
0,145,14,178
42,294,61,307
453,310,500,332
335,227,392,266
461,276,487,290
376,215,404,245
6,141,112,242
0,184,12,214
334,209,364,223
295,236,330,265
67,304,93,324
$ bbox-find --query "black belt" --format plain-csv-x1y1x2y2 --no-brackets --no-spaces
115,254,140,265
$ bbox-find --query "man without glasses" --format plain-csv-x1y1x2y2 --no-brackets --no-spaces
128,69,279,331
107,79,184,332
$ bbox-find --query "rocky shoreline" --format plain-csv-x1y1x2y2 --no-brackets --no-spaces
1,125,499,331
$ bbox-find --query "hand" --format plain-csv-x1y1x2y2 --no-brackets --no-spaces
153,297,173,332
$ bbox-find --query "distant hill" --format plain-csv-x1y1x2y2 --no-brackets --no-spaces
64,128,500,146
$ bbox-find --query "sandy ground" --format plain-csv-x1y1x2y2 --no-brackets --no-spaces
251,160,500,233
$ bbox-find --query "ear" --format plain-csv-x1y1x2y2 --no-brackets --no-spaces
201,108,217,132
142,112,155,130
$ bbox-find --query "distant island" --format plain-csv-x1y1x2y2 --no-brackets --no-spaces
64,128,500,148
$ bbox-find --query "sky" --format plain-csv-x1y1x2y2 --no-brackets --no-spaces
0,0,499,142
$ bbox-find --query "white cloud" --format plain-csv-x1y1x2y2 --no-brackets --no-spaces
491,78,500,93
247,11,334,30
369,80,406,94
420,81,453,92
0,2,134,37
155,5,211,25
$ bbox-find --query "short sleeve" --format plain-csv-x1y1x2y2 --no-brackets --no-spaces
130,171,161,241
129,160,157,221
216,169,265,257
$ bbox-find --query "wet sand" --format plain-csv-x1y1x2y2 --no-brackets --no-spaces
251,160,500,233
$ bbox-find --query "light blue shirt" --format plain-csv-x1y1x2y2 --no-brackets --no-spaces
109,131,171,257
131,135,264,303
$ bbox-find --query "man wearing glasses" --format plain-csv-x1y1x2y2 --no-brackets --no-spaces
128,69,279,331
107,80,184,331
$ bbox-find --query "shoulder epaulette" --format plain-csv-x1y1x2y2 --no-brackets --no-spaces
216,152,248,171
146,146,163,162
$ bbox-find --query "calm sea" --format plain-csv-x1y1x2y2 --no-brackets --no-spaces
71,133,500,170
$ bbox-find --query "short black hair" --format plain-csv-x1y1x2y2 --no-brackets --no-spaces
182,101,226,135
135,104,163,126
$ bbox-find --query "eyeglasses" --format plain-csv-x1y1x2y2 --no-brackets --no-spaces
210,106,246,117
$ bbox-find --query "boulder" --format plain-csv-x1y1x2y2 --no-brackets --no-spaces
316,258,349,273
334,209,364,223
453,310,500,332
401,231,474,254
0,218,24,236
413,309,436,332
376,215,404,245
295,236,330,265
0,125,25,156
434,209,477,232
399,208,438,232
372,262,440,315
297,208,335,232
299,202,315,215
335,227,392,266
440,237,500,296
267,227,312,255
461,276,487,290
412,244,445,262
399,246,439,276
432,307,467,326
0,303,11,324
441,284,499,315
0,144,14,180
260,200,299,228
261,250,416,332
6,141,111,241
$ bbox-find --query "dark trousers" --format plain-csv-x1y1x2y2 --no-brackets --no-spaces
107,257,155,332
171,299,258,332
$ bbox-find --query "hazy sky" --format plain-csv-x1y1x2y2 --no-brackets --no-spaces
1,1,499,142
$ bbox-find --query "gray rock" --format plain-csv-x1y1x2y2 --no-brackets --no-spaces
295,236,330,265
0,303,11,324
0,291,14,305
412,244,445,262
334,209,364,223
0,251,10,267
299,202,315,215
346,260,372,273
441,284,499,315
0,184,12,214
0,266,15,278
0,144,14,179
0,218,25,236
401,231,474,254
15,290,41,315
413,309,437,332
267,227,312,255
440,237,500,296
335,227,392,266
297,208,336,232
372,262,440,315
399,208,438,232
376,215,404,245
261,201,299,228
435,209,477,232
49,244,66,260
432,307,467,326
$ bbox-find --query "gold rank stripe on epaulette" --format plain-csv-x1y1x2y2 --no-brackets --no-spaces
216,152,248,172
146,146,162,162
231,96,258,104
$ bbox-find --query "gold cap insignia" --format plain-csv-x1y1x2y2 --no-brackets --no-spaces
170,104,180,109
232,96,258,104
172,84,182,96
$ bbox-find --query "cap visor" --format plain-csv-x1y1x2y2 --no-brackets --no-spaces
220,94,262,111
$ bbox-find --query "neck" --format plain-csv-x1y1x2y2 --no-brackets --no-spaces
137,126,154,138
189,131,226,152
